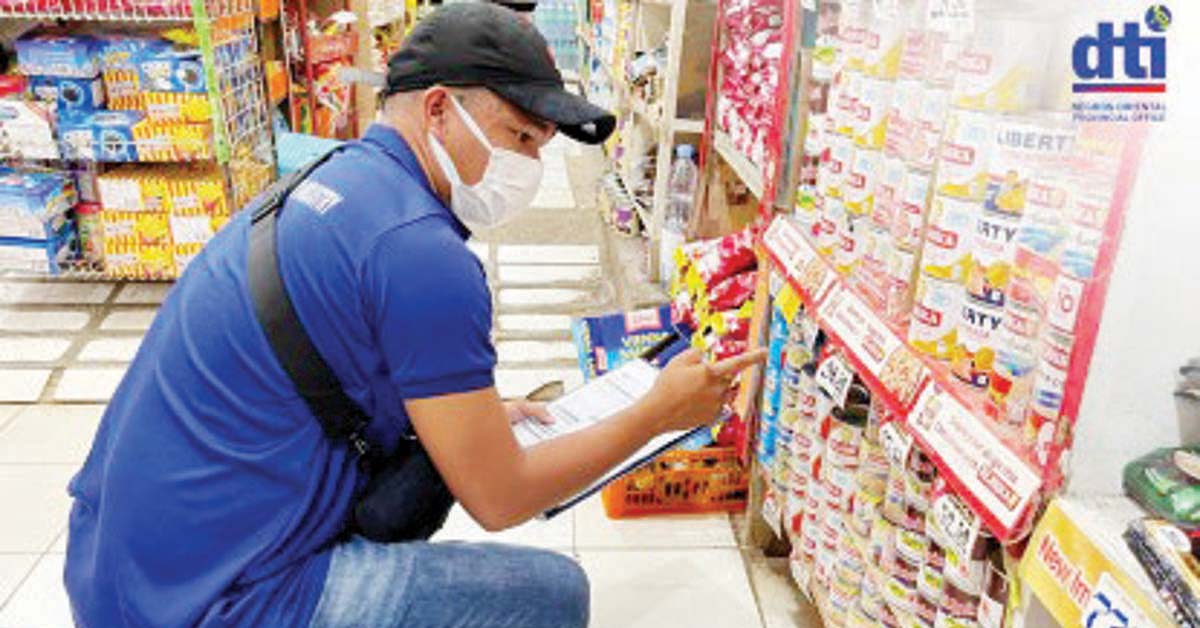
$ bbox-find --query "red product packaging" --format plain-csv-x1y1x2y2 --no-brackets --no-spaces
706,271,758,311
687,227,759,291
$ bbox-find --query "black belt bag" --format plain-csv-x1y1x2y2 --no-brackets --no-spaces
246,149,454,543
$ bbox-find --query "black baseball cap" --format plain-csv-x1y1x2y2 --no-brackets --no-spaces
492,0,537,13
385,2,615,144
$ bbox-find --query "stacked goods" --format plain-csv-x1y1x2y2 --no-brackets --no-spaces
14,30,215,162
787,0,1131,462
0,168,77,273
96,163,230,279
715,0,785,169
1125,519,1200,627
762,297,1013,627
669,226,759,448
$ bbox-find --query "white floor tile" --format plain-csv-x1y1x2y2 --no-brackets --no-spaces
114,283,172,304
498,265,600,285
0,338,72,363
432,504,573,550
0,554,39,609
531,188,576,209
497,314,573,333
54,368,126,402
0,283,112,305
497,245,600,265
747,556,822,628
0,466,74,552
99,309,157,331
0,370,51,403
77,338,142,362
498,289,591,307
51,532,65,554
0,406,21,427
574,494,737,549
0,553,71,628
494,369,583,399
496,340,578,363
580,548,762,628
0,405,104,464
0,310,90,332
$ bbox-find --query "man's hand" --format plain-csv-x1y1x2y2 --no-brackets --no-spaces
503,399,554,425
641,348,768,434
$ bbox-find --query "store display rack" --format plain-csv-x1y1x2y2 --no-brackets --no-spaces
1,0,276,281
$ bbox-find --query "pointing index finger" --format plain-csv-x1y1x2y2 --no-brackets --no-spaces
710,348,769,378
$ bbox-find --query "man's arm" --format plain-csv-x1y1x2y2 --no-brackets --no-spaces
407,348,765,531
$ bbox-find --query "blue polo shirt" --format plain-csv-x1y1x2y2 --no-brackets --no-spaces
64,125,496,627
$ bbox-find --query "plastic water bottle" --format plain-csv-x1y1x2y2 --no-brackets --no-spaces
659,144,697,285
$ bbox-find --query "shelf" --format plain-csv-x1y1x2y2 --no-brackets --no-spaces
1019,496,1174,626
713,129,763,199
0,0,254,20
761,215,1043,543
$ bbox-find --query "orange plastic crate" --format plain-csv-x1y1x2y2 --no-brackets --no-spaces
600,446,749,518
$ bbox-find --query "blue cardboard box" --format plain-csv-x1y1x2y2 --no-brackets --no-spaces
28,75,106,113
57,111,144,162
15,34,101,78
136,49,207,93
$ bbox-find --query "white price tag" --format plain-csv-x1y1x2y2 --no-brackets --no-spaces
1048,273,1085,334
930,492,980,557
880,422,913,468
1082,573,1149,628
926,0,975,34
815,354,855,407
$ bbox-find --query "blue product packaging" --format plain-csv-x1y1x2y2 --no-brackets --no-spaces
0,169,77,239
0,220,76,275
15,34,101,78
757,305,789,466
100,36,171,72
571,305,691,380
28,75,106,113
136,48,207,93
57,114,97,161
90,111,144,162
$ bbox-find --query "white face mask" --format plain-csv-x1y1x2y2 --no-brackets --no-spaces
428,97,544,228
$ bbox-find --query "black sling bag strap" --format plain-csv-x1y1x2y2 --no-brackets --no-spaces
244,147,456,543
245,147,376,466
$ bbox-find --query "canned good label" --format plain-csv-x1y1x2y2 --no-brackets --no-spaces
951,47,1032,113
893,169,932,250
897,527,931,564
885,576,918,613
886,113,913,160
825,464,857,510
943,548,985,597
984,119,1074,218
990,323,1038,428
1047,272,1085,334
817,198,845,255
827,420,865,465
846,148,882,215
1032,329,1072,416
877,156,908,221
905,473,934,513
855,78,894,149
898,30,928,79
936,111,993,201
909,275,962,360
1015,179,1069,257
863,20,903,79
954,300,1003,389
1059,224,1102,279
966,211,1020,307
922,196,975,282
935,612,980,628
918,563,946,601
885,247,919,319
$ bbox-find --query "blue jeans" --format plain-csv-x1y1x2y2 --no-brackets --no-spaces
308,535,590,628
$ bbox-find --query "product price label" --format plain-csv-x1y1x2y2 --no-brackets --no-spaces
821,287,927,402
930,492,980,557
816,354,855,407
764,217,807,271
908,385,1042,535
880,422,913,468
1048,273,1086,335
926,0,975,34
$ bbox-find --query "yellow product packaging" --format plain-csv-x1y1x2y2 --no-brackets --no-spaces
144,92,212,124
935,110,993,201
169,214,215,245
102,241,139,279
174,242,205,275
134,244,177,280
132,121,213,161
133,212,173,247
921,196,975,282
103,70,143,110
982,115,1075,219
861,19,903,79
137,169,173,213
853,77,893,150
908,274,961,360
844,147,881,216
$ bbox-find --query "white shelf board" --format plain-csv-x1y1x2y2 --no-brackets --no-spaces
672,118,704,134
713,129,764,198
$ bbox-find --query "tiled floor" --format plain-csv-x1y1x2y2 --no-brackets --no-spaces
0,138,814,627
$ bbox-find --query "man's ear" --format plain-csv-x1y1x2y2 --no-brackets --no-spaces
423,87,452,142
